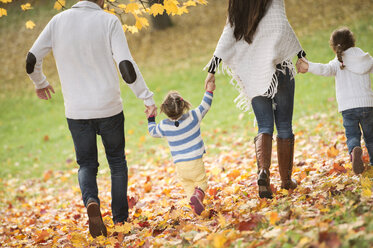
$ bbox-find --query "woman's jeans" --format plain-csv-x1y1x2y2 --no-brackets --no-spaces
252,67,295,139
342,107,373,165
67,111,128,223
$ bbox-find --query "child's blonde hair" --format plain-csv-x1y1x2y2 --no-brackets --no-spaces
329,27,355,70
160,91,192,120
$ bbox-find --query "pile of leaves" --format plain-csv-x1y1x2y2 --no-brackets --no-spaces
1,113,373,247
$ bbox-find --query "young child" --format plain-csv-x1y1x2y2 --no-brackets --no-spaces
297,27,373,174
146,82,215,215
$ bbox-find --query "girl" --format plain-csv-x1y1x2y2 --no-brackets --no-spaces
146,82,215,215
298,27,373,174
205,0,305,199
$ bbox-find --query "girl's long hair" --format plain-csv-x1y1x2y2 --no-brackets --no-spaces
329,27,355,70
228,0,272,44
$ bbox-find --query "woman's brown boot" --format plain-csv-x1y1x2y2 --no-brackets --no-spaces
277,136,297,190
255,133,273,199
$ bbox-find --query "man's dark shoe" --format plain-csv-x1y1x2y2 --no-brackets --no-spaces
352,146,365,175
87,200,107,238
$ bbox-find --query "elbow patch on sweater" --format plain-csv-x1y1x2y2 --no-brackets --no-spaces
119,60,137,84
26,52,37,74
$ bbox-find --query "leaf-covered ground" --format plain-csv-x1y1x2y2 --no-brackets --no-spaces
1,112,373,248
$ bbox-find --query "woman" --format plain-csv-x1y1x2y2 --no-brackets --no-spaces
205,0,305,199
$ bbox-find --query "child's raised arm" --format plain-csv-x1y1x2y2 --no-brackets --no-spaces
147,116,163,138
194,90,214,121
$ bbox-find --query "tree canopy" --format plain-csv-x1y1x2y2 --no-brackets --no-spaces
0,0,207,33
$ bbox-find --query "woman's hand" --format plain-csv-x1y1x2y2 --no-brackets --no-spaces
296,58,309,73
205,73,215,90
206,81,216,92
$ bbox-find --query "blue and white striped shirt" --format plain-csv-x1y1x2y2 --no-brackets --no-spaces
148,91,213,163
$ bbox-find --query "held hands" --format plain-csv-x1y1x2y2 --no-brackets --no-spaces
296,58,309,74
145,104,157,118
205,72,216,92
35,85,55,100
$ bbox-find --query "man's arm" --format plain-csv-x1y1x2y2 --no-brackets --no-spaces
110,19,156,108
26,20,53,90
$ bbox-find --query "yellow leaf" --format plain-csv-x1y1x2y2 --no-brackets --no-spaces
212,233,227,248
104,9,115,15
128,129,134,135
0,0,12,3
362,188,372,198
177,6,188,15
139,135,146,143
210,167,221,176
269,212,279,225
122,24,128,32
118,4,126,10
113,222,132,234
149,3,164,16
0,8,7,17
54,0,65,11
21,3,32,11
361,176,372,189
327,146,339,158
164,0,179,15
184,0,196,7
127,25,139,34
217,213,226,228
135,16,149,30
25,20,36,29
125,3,140,13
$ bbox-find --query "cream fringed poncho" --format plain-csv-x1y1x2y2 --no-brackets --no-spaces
205,0,302,111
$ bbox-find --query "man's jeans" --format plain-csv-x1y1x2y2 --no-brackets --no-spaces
67,112,128,223
342,107,373,165
252,67,295,139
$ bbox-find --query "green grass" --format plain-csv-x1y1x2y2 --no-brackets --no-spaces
0,2,372,182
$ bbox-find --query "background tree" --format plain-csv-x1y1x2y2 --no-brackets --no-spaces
149,0,172,30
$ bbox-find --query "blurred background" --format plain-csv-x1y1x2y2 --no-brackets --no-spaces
0,0,372,183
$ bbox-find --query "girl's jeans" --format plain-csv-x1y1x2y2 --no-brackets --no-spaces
67,111,128,223
342,107,373,165
252,67,295,139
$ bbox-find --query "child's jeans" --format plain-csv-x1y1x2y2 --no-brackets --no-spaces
175,158,208,199
342,107,373,165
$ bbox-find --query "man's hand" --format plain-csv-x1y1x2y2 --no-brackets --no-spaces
145,104,157,118
35,85,55,100
296,58,309,73
205,73,215,90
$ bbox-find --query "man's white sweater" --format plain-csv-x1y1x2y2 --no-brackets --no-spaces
27,1,154,119
308,47,373,112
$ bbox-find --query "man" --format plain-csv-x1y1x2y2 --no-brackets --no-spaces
26,0,157,237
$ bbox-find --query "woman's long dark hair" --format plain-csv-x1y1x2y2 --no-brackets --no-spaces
228,0,272,44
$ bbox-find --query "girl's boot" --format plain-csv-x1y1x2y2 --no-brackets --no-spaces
277,136,297,190
190,187,205,215
255,133,273,199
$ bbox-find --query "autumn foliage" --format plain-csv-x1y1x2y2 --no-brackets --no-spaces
1,113,373,247
0,0,207,33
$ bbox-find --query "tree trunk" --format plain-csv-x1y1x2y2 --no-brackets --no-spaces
149,0,172,30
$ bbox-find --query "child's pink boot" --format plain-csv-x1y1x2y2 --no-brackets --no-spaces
190,187,205,215
351,146,365,174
